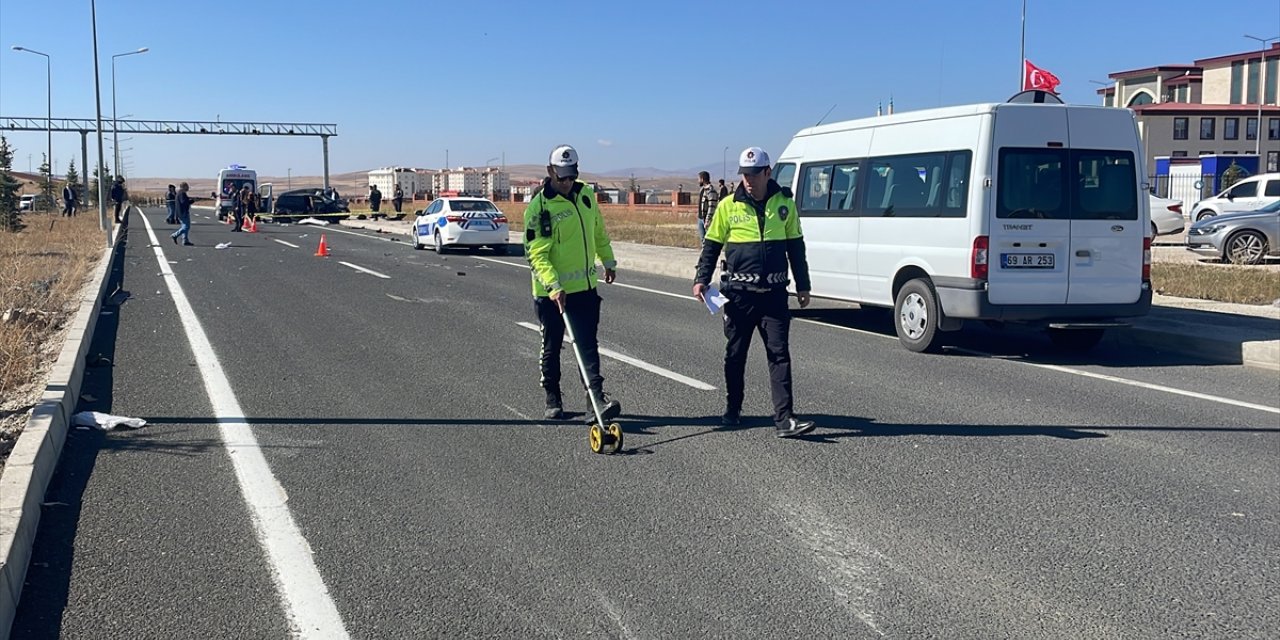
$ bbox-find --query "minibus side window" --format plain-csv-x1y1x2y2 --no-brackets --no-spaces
801,164,833,212
831,162,860,212
862,152,948,217
941,151,972,217
773,163,797,194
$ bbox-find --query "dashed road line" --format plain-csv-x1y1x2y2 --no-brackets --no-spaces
338,261,391,279
271,238,300,249
516,321,715,391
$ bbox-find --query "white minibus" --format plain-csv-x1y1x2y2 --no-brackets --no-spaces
774,101,1152,352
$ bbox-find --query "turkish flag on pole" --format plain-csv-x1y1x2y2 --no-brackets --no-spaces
1023,59,1061,93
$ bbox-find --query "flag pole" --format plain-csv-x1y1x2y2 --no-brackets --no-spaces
1019,0,1027,91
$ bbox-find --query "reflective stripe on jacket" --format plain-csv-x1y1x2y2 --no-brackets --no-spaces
695,180,811,293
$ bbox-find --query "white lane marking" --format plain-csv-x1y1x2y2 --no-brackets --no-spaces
138,214,350,639
590,585,639,640
610,281,688,301
796,317,894,340
272,238,300,249
338,261,391,279
469,255,528,269
324,225,398,242
502,404,533,421
774,500,886,636
516,321,716,391
949,346,1280,415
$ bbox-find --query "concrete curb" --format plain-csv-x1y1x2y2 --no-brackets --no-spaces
0,210,125,637
1126,324,1280,371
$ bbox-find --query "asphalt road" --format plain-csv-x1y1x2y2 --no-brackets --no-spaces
11,207,1280,639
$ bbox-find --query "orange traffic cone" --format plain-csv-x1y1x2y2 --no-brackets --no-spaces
245,216,258,233
315,234,330,257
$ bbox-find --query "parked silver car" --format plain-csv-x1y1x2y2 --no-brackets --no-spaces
1185,200,1280,265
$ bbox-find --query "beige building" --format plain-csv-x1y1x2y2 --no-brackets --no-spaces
1099,43,1280,175
431,167,510,197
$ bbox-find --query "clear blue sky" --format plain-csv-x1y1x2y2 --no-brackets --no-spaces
1,0,1277,180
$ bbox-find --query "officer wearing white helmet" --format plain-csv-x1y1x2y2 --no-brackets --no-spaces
523,144,621,421
694,146,815,437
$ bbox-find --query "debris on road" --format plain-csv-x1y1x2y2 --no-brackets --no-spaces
297,217,331,226
72,411,147,431
216,242,232,250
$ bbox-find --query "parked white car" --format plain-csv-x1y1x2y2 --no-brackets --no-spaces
1189,172,1280,222
1148,194,1185,237
410,197,509,254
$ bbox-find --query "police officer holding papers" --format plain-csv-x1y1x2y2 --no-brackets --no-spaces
694,147,816,438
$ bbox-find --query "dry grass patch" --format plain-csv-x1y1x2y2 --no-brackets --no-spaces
1,213,106,462
1151,262,1280,306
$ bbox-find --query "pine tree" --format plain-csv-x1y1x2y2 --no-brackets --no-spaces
38,153,54,206
65,158,79,200
0,136,24,231
91,163,112,204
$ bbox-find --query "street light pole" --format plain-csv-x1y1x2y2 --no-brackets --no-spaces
287,168,292,189
12,46,51,204
111,47,148,177
1244,35,1278,159
722,146,729,183
90,0,109,242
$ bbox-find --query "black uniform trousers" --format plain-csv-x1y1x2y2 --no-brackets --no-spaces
723,288,794,427
534,289,604,394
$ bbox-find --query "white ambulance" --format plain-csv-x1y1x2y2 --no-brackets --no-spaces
773,97,1152,353
213,165,257,219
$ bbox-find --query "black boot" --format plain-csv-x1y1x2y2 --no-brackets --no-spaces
588,388,621,422
544,390,565,420
721,405,742,427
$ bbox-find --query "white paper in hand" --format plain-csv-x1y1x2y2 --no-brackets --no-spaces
704,286,729,315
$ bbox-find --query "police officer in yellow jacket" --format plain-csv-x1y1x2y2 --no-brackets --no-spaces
694,147,816,437
525,144,622,421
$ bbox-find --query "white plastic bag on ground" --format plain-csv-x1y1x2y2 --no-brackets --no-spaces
215,242,232,249
72,411,147,431
297,217,330,226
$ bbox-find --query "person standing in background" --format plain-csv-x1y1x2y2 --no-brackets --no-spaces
696,170,720,240
171,182,194,246
164,184,177,224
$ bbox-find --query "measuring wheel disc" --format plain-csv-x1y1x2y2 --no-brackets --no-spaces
588,423,605,454
606,423,624,454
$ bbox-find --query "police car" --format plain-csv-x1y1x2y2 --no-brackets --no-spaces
410,197,510,254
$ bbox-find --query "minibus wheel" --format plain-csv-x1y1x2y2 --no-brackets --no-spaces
894,279,943,353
